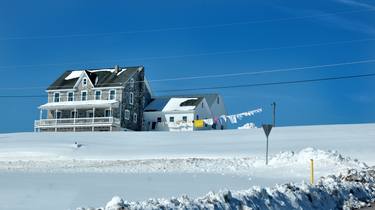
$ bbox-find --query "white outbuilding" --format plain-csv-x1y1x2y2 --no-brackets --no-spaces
143,94,227,131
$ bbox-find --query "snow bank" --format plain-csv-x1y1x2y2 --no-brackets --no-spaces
96,167,375,210
0,148,366,174
238,123,256,129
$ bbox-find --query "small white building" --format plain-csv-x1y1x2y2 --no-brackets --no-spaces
143,94,227,131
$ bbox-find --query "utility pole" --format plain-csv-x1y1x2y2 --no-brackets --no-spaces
271,102,276,127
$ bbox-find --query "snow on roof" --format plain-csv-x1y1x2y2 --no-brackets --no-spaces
117,68,126,76
64,71,83,80
162,98,198,112
39,100,119,109
87,69,116,73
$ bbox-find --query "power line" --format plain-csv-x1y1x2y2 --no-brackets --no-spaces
0,8,374,41
1,58,374,90
157,72,375,93
1,72,374,98
0,37,374,70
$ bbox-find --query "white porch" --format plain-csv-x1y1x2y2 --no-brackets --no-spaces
34,100,121,132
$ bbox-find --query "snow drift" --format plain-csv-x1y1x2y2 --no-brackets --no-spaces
96,167,375,210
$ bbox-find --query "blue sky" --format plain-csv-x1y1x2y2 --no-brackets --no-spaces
0,0,374,132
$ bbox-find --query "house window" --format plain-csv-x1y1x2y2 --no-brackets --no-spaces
81,91,87,101
86,110,93,118
83,78,87,86
157,117,162,123
71,110,77,118
105,109,112,117
169,116,174,122
109,90,116,100
95,90,101,100
182,116,187,122
133,113,137,123
53,92,60,102
217,97,220,104
130,78,134,88
55,111,62,119
202,103,204,108
67,92,74,102
196,115,199,120
124,110,130,120
129,92,134,105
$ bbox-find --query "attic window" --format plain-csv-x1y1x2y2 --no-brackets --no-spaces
130,78,134,88
83,78,87,86
217,97,220,104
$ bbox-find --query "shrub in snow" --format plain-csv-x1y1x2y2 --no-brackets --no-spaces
105,196,128,210
94,167,375,210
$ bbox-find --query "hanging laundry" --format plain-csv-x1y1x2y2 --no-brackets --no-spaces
194,120,204,128
203,118,214,125
219,115,227,124
226,115,237,124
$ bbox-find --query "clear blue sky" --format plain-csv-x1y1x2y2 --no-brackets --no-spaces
0,0,374,132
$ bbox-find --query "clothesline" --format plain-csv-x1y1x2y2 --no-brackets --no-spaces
195,108,263,127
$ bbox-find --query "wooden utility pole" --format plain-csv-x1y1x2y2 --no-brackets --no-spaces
271,102,276,127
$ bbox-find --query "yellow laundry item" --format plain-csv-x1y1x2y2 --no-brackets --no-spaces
194,120,204,128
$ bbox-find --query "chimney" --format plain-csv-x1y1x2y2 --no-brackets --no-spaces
114,65,120,74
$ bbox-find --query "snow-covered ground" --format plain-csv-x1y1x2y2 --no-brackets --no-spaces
0,123,374,209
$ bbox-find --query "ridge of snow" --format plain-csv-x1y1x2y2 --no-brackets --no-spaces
99,167,375,210
64,70,83,80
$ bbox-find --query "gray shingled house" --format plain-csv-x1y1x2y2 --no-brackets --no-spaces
34,65,152,132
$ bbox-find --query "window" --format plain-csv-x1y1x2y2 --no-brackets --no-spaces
109,90,116,100
130,78,134,88
217,97,220,104
53,92,60,102
86,110,93,118
169,116,174,122
105,109,112,117
133,113,137,123
71,110,77,118
55,111,61,119
124,110,130,120
182,116,187,122
67,92,74,102
81,91,87,101
202,103,204,108
129,92,134,105
83,78,87,86
95,90,101,100
196,115,199,120
157,117,162,123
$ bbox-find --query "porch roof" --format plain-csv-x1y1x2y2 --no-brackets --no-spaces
39,100,119,110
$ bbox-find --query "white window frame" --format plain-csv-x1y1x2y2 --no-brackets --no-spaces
182,116,187,122
108,89,116,100
53,92,60,103
169,116,174,122
124,110,130,120
133,113,137,123
95,90,102,100
105,109,112,117
83,78,87,87
67,92,74,102
71,110,77,118
129,92,134,105
81,91,87,101
55,111,62,119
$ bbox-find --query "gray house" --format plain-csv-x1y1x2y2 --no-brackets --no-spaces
34,65,152,132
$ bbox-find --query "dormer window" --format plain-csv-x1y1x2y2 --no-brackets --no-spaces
53,92,60,102
109,90,116,100
83,78,87,86
130,78,134,88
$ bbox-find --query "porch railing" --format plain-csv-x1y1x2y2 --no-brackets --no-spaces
34,117,120,127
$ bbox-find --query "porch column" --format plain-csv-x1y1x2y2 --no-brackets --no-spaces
110,105,113,132
73,108,77,132
55,109,58,132
92,107,95,132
